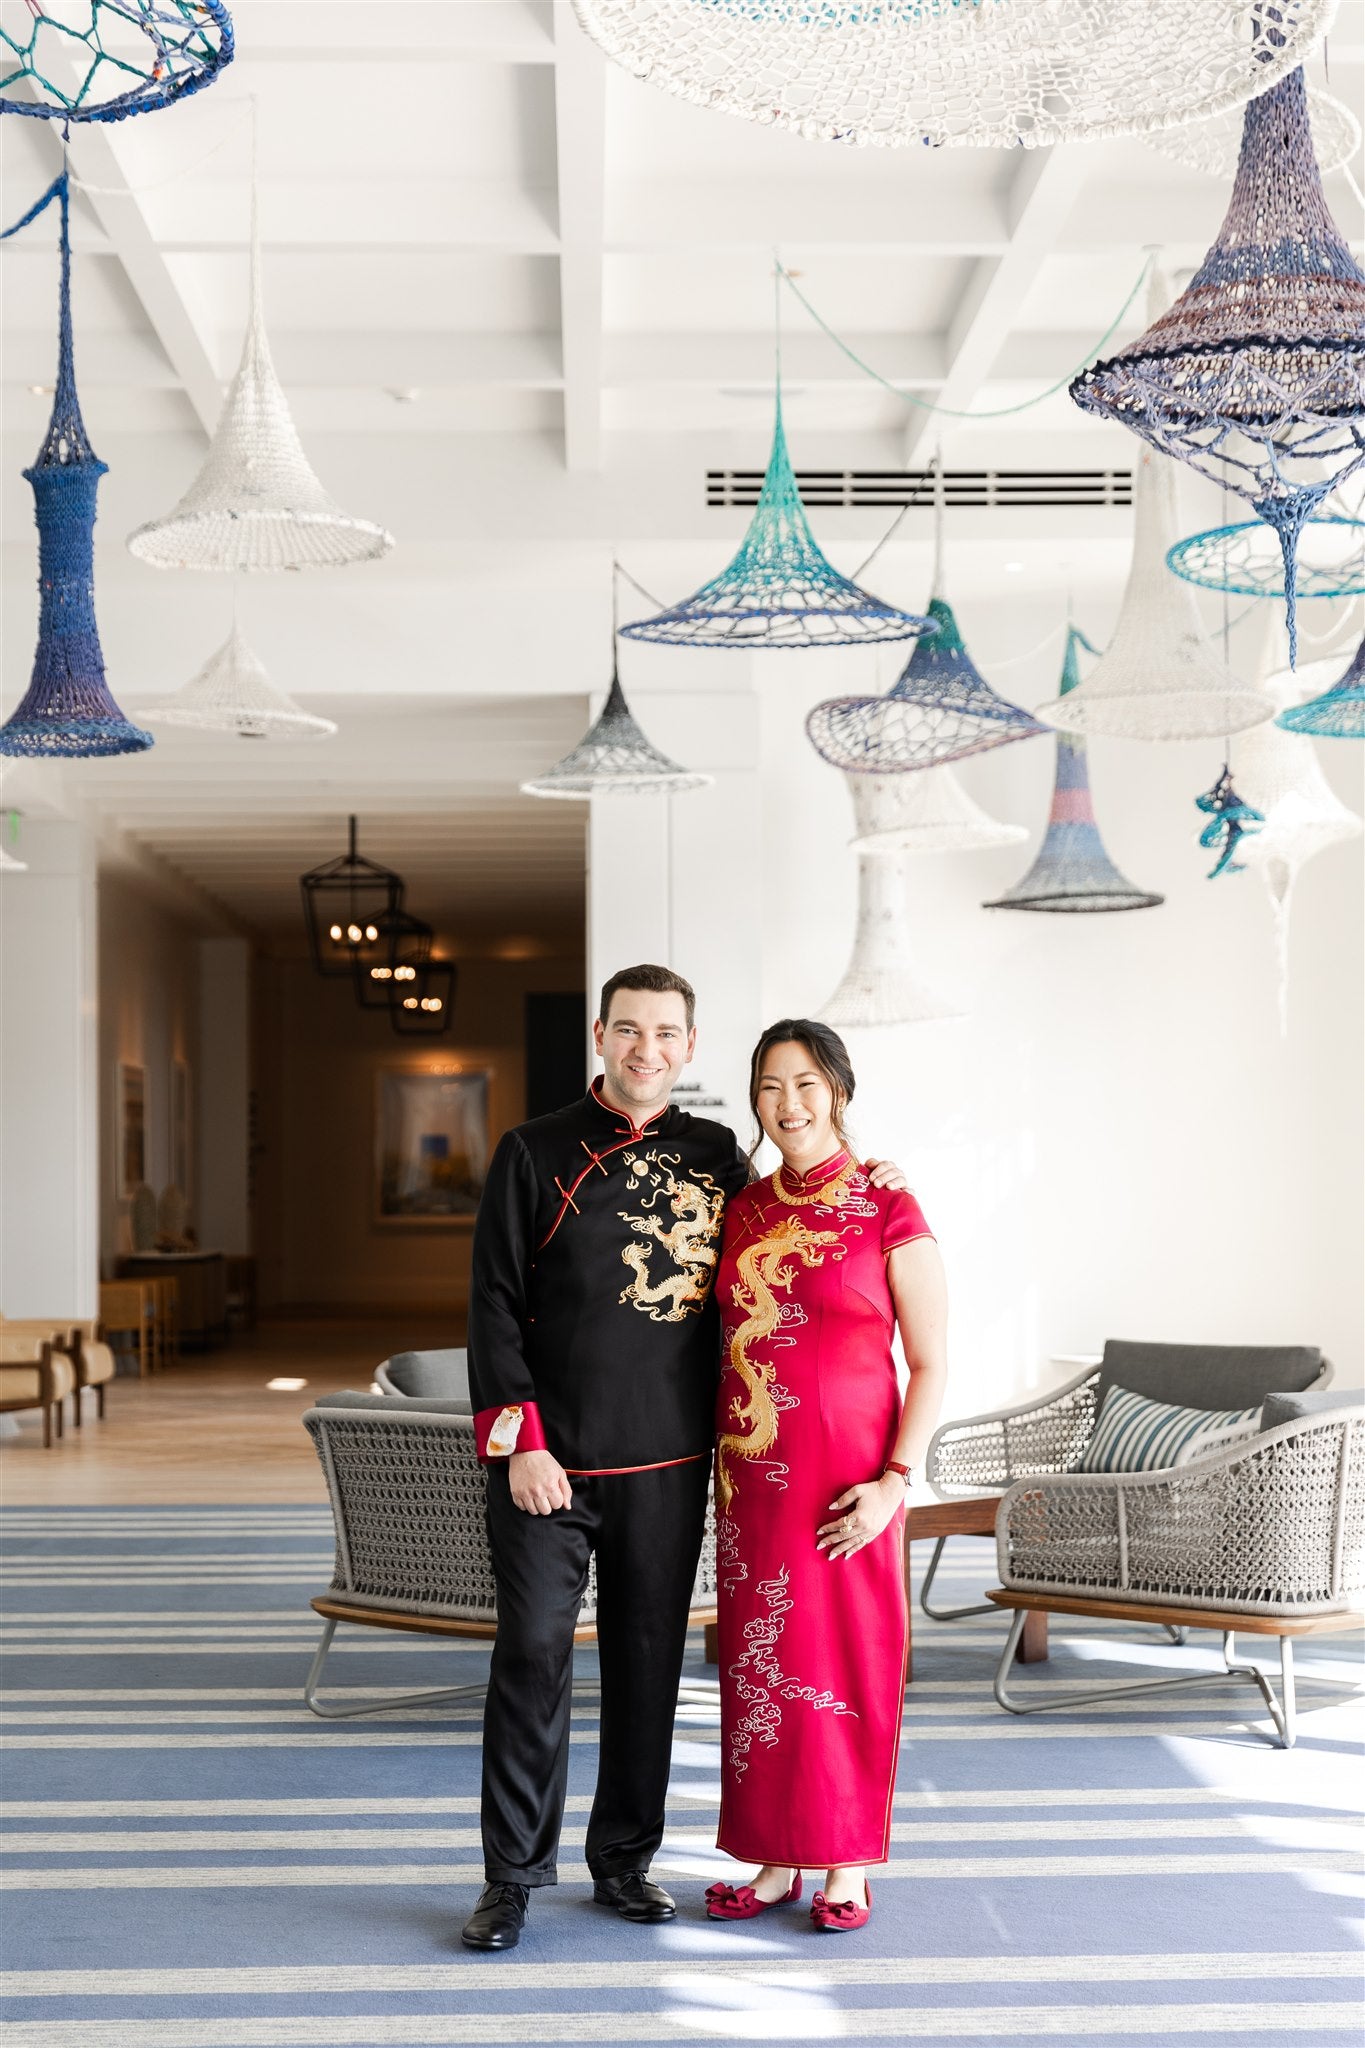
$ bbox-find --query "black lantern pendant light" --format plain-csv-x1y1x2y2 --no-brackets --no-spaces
353,905,434,1010
300,815,404,979
390,958,457,1036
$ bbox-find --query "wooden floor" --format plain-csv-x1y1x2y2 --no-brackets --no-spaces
0,1314,462,1504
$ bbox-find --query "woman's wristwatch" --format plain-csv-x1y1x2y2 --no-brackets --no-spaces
883,1460,914,1489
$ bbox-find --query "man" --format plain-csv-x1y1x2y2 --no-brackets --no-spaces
462,965,903,1951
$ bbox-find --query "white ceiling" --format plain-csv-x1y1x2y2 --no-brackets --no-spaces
1,0,1362,945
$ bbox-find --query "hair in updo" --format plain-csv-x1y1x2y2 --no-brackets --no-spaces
747,1018,856,1164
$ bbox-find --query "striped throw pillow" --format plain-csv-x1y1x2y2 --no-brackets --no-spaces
1076,1384,1261,1474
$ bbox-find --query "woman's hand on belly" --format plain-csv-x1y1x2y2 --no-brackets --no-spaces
816,1472,904,1560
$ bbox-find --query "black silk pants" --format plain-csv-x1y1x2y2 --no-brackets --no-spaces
480,1455,711,1886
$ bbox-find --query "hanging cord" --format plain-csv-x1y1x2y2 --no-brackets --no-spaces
775,254,1154,421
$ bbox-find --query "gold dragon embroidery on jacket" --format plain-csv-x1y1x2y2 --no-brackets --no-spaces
716,1212,847,1511
617,1150,726,1324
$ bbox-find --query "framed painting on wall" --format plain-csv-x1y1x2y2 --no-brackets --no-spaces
171,1058,192,1194
117,1063,146,1195
375,1067,491,1225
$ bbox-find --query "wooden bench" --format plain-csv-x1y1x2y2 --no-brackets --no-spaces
985,1587,1362,1747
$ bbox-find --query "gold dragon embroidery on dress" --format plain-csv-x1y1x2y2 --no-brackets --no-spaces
617,1150,725,1324
716,1212,847,1511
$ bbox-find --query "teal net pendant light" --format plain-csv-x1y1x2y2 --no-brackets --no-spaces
1071,67,1365,667
620,357,931,649
807,459,1046,772
1276,632,1365,737
0,173,151,759
985,629,1164,914
1167,515,1365,604
1,1,233,122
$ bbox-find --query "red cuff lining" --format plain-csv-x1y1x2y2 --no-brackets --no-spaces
474,1401,548,1462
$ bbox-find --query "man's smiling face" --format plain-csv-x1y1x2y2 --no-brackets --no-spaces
594,988,695,1120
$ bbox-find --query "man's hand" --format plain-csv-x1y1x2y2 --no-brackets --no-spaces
509,1448,574,1515
863,1156,910,1192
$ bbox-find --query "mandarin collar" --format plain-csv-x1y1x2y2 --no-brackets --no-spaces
775,1148,853,1195
587,1076,673,1140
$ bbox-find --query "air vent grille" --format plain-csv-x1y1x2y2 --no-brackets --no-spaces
705,468,1134,511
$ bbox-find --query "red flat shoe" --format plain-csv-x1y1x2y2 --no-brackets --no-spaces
810,1882,872,1931
705,1873,803,1921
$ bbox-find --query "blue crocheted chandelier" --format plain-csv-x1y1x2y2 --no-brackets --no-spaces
984,629,1163,914
0,174,151,760
1071,67,1365,666
1167,516,1365,603
620,385,931,649
1276,632,1365,738
1,2,233,121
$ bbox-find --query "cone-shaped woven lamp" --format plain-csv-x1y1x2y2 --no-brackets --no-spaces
521,669,711,799
819,857,962,1029
571,0,1332,151
1071,68,1365,664
619,388,930,649
141,624,337,740
1,1,234,121
985,629,1164,913
846,764,1027,855
1041,416,1273,740
1230,656,1362,1026
128,123,392,573
808,460,1047,771
1149,82,1359,178
1167,516,1365,602
0,175,151,760
1276,632,1365,737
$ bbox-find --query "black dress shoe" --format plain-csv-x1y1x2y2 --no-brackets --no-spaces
592,1870,677,1923
461,1881,530,1950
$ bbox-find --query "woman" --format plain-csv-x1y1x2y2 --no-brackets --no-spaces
704,1019,947,1932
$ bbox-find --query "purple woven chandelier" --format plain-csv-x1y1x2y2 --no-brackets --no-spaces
1071,67,1365,665
0,174,151,759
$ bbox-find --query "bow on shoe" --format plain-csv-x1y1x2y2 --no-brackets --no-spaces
704,1881,755,1910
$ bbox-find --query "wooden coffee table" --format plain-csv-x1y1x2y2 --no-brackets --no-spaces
905,1494,1046,1683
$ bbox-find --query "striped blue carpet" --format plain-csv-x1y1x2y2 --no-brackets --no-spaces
2,1505,1362,2047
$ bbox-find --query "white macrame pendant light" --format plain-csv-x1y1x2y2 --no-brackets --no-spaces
141,623,338,741
1043,274,1273,742
846,764,1027,855
1229,646,1362,1030
818,855,962,1028
127,117,392,573
1149,82,1359,178
571,0,1335,151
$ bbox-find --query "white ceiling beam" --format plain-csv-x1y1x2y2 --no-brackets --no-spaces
227,0,554,61
552,1,607,470
904,145,1089,463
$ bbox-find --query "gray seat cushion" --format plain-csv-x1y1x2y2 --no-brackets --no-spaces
1097,1340,1326,1414
315,1390,475,1420
1260,1388,1365,1432
376,1348,470,1404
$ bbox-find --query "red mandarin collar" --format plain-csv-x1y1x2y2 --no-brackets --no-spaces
774,1148,853,1197
588,1075,668,1139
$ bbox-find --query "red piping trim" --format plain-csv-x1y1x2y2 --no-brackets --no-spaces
563,1452,708,1477
538,1128,660,1249
590,1075,667,1141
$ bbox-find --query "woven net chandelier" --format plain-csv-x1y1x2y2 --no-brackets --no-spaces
819,856,962,1029
845,763,1026,856
985,629,1164,913
1167,515,1365,602
141,624,337,740
619,388,930,649
1039,440,1274,742
1,1,233,122
128,128,392,573
1148,79,1359,178
1071,67,1365,666
1274,631,1364,737
0,174,151,760
521,668,711,798
571,0,1334,151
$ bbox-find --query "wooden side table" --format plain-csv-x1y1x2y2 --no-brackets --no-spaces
905,1495,1047,1682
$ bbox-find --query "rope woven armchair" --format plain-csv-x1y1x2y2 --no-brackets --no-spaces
302,1394,718,1719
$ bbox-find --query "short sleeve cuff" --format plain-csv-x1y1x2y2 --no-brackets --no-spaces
475,1401,548,1463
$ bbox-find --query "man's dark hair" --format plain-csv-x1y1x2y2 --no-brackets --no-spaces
598,963,696,1032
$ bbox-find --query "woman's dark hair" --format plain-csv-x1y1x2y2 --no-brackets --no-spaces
747,1018,856,1163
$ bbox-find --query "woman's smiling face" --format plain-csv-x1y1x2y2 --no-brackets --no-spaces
755,1038,839,1168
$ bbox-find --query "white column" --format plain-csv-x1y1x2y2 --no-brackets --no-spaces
0,818,98,1318
197,937,251,1256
